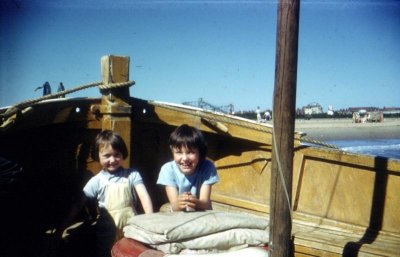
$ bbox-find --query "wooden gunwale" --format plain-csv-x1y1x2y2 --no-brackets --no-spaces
296,147,400,172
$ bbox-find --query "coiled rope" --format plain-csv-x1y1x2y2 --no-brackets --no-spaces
0,80,135,121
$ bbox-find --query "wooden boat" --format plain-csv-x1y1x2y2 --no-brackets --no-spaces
0,55,399,257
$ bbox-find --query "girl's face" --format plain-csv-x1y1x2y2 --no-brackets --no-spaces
99,144,123,173
172,145,200,175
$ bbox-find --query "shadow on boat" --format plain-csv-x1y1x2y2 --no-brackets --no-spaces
342,156,388,256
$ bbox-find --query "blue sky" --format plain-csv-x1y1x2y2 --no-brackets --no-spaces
1,0,399,112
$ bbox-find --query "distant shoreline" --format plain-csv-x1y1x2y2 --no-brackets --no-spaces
292,118,400,141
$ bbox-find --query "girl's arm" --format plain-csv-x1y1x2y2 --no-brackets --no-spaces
195,184,213,210
135,183,154,214
165,185,182,211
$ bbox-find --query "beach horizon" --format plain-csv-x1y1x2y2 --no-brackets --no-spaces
292,118,400,141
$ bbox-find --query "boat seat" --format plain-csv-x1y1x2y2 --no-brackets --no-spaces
292,221,400,257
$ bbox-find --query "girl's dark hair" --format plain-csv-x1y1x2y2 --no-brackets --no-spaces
91,130,128,161
168,124,208,160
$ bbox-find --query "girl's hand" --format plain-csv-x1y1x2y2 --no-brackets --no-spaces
178,192,197,211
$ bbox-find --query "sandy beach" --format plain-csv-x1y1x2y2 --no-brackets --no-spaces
290,118,400,141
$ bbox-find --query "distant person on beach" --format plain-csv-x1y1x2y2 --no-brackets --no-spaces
264,111,271,121
34,81,51,96
57,130,153,257
157,124,219,212
256,106,262,122
57,82,65,98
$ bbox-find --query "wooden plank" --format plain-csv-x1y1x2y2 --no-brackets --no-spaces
294,245,341,257
145,104,276,144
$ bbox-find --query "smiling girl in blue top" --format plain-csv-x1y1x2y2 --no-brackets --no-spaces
157,124,219,212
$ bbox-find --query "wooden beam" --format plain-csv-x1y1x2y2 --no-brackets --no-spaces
269,1,300,257
100,55,132,167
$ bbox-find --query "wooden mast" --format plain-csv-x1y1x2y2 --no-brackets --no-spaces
269,0,300,257
100,55,132,167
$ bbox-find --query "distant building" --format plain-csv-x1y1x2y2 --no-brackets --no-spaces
303,103,323,115
382,107,400,115
348,107,379,113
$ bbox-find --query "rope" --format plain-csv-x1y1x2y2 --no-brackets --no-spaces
1,80,135,120
300,137,339,149
98,81,134,90
271,124,294,235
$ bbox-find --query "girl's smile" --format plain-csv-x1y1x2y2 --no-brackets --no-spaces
99,144,123,172
172,146,200,175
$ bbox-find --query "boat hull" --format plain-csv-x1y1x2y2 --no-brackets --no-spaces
1,97,399,256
